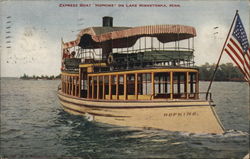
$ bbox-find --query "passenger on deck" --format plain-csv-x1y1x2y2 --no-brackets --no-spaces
63,49,70,59
70,51,76,58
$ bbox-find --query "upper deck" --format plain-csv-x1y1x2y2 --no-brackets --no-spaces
61,16,197,73
60,17,201,101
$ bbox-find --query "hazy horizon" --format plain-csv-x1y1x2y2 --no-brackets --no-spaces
0,61,242,78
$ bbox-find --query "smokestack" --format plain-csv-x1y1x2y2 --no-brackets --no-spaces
102,16,113,27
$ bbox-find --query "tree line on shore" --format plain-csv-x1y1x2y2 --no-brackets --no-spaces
20,62,245,81
20,74,61,80
198,62,244,81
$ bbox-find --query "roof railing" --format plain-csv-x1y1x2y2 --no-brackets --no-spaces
112,47,194,54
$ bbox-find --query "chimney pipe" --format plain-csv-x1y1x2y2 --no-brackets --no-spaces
102,16,113,27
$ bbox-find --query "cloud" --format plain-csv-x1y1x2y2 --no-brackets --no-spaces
195,22,233,65
1,26,61,77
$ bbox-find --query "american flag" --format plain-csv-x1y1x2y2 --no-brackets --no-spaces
224,14,250,82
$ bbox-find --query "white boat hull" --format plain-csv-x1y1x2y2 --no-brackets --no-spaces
58,91,224,134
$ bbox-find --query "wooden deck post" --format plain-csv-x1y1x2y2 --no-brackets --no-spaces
116,74,119,100
66,76,67,94
92,76,94,99
109,75,112,100
64,76,65,93
124,74,127,100
78,71,81,97
61,75,63,93
170,72,173,99
70,76,72,95
73,77,75,96
102,76,105,99
78,77,80,97
71,76,74,96
61,75,63,92
152,72,155,100
72,77,74,96
63,75,65,93
63,76,65,93
87,76,90,98
68,76,70,95
75,77,77,96
97,76,99,99
69,76,71,95
135,73,138,100
66,76,68,94
186,72,189,99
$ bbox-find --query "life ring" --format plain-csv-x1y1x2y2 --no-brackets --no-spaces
107,54,114,65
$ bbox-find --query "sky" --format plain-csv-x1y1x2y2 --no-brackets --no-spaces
0,0,249,77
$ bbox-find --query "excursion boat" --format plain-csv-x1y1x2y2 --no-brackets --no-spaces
57,17,224,134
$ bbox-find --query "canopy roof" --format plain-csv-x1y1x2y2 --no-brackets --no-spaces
63,24,196,49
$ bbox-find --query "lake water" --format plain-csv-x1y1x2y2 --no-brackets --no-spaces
0,78,249,159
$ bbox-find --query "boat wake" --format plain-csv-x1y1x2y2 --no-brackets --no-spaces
221,129,249,137
178,129,249,138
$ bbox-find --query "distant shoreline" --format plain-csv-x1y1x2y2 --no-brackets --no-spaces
0,77,246,82
0,77,60,80
200,80,247,82
19,73,61,80
20,78,61,80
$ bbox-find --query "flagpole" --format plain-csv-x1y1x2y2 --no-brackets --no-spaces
205,10,239,100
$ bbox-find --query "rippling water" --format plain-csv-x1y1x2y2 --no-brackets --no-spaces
0,78,249,159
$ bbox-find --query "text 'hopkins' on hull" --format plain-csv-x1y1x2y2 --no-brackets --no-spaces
57,16,224,134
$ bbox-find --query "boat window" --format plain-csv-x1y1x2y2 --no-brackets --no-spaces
189,72,198,98
111,75,117,99
173,72,186,99
118,75,124,96
80,68,87,98
84,71,198,100
127,74,135,95
154,72,170,98
138,73,152,95
137,73,152,95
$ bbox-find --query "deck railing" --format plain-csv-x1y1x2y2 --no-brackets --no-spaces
75,48,194,68
112,47,194,54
